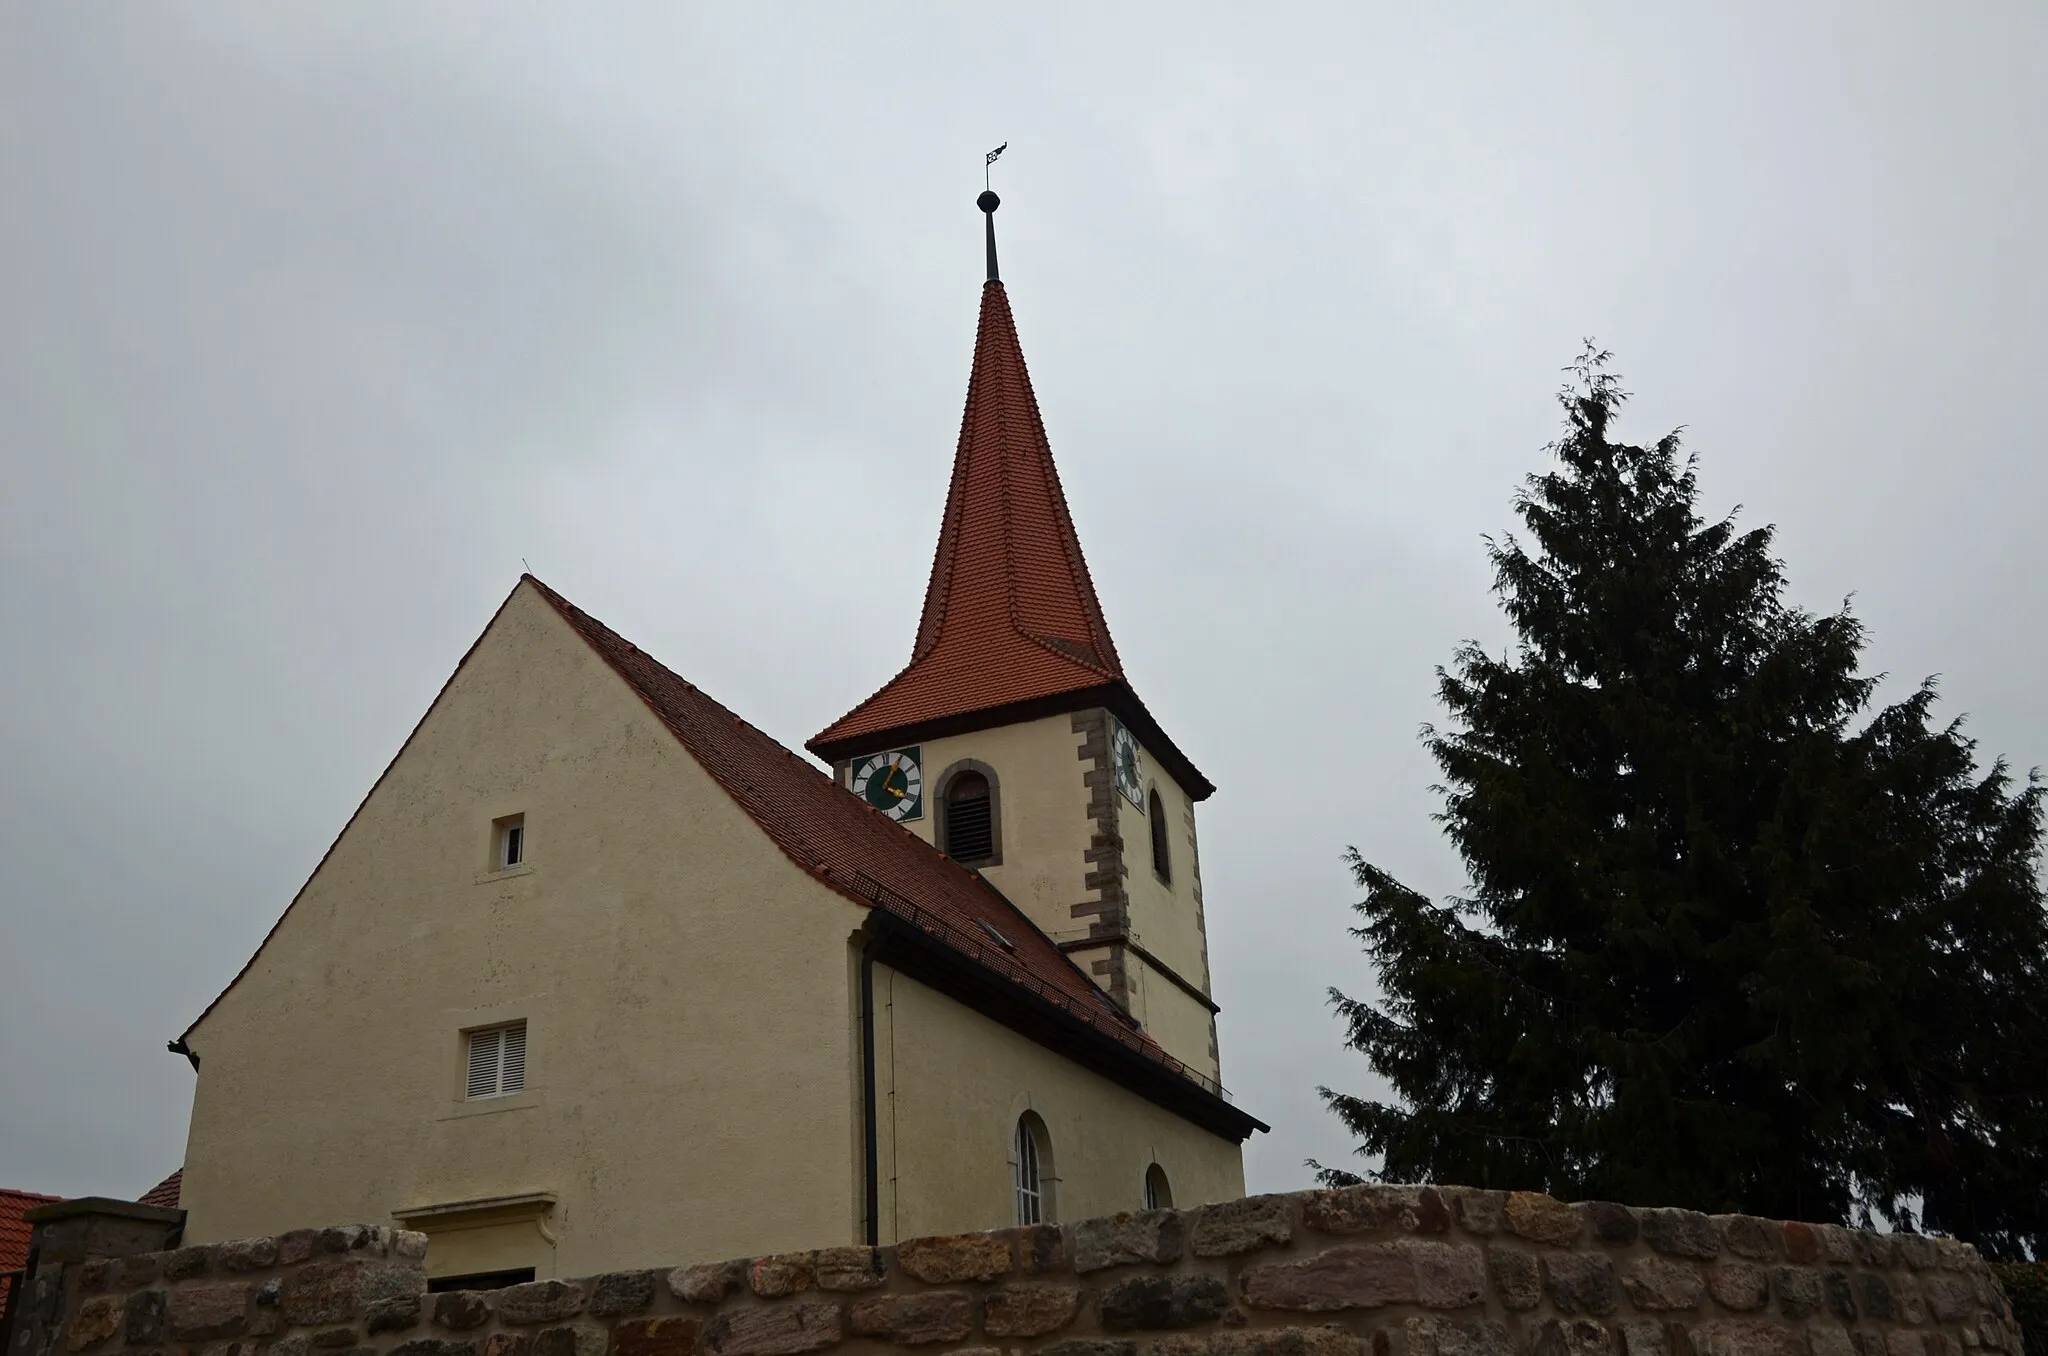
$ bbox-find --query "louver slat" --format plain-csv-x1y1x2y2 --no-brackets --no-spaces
500,1024,527,1094
466,1028,501,1099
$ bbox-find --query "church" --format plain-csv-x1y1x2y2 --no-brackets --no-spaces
167,193,1265,1284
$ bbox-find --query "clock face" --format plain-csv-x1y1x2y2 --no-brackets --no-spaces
851,747,924,822
1110,719,1145,809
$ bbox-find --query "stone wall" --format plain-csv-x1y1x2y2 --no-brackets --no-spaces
16,1187,2024,1356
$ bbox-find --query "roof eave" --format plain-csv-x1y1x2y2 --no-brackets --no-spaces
807,680,1216,802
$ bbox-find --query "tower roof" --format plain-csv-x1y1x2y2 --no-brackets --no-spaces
808,278,1213,799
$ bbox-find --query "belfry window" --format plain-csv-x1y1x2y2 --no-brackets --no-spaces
943,771,996,863
1148,790,1171,883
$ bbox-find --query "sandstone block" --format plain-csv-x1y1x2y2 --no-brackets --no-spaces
283,1263,362,1327
1546,1253,1619,1316
1037,1342,1137,1356
533,1325,606,1356
313,1325,361,1347
496,1281,587,1325
395,1232,431,1261
1448,1189,1509,1237
269,1335,312,1356
1782,1225,1820,1266
1405,1317,1517,1356
701,1302,843,1356
1583,1203,1641,1245
67,1296,123,1352
112,1256,161,1290
1853,1275,1894,1321
611,1318,700,1356
588,1272,657,1317
1489,1247,1543,1311
1194,1196,1294,1256
1892,1277,1927,1325
1533,1318,1615,1356
897,1232,1012,1283
1412,1243,1487,1309
1715,1219,1781,1262
1698,1264,1764,1315
811,1246,884,1292
1811,1228,1859,1266
1641,1211,1719,1261
1897,1237,1942,1271
391,1341,479,1356
1823,1274,1856,1322
164,1248,213,1282
1623,1259,1705,1312
1304,1186,1427,1235
1022,1223,1067,1273
1242,1243,1417,1311
1073,1211,1187,1273
984,1285,1081,1337
279,1231,321,1266
126,1289,168,1345
1618,1321,1671,1356
317,1227,378,1257
668,1261,745,1305
258,1278,284,1308
1098,1274,1230,1331
1689,1321,1806,1356
78,1260,114,1294
1771,1269,1821,1319
366,1297,423,1335
1507,1194,1583,1247
1924,1274,1976,1322
434,1293,492,1331
484,1334,531,1356
219,1238,280,1273
1192,1327,1368,1356
850,1292,975,1345
749,1253,814,1298
1885,1335,1926,1356
1856,1235,1900,1270
172,1284,253,1340
1809,1327,1855,1356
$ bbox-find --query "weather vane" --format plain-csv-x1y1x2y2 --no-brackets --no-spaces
984,142,1007,191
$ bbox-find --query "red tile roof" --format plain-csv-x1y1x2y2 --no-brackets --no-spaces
526,578,1227,1100
808,282,1210,800
0,1189,60,1274
137,1170,181,1210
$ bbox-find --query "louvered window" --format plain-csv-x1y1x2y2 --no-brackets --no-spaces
943,772,995,862
1148,790,1171,883
465,1023,527,1100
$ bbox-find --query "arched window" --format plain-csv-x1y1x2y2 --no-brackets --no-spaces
1014,1113,1051,1225
943,769,996,863
1148,789,1171,883
1143,1162,1173,1211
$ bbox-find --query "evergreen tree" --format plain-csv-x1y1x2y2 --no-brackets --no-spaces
1318,348,2048,1258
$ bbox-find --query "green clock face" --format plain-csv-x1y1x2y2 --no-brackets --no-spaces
851,747,924,822
1110,719,1145,809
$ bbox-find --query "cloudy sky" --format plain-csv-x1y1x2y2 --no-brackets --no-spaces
4,4,2044,1204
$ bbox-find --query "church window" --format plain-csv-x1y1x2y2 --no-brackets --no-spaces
1014,1112,1050,1225
1148,790,1171,883
465,1022,527,1100
1143,1162,1173,1210
942,769,997,863
494,814,526,870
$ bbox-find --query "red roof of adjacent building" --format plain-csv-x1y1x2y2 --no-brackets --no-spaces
0,1190,60,1273
808,282,1212,798
137,1170,181,1210
527,578,1233,1105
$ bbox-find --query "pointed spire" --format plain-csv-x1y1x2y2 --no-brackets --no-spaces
979,190,1001,283
809,198,1213,800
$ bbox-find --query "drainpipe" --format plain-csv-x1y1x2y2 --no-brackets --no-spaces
859,937,881,1248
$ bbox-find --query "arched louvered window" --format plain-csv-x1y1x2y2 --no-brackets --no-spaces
1014,1112,1051,1225
1148,789,1171,883
943,770,996,863
1144,1162,1173,1211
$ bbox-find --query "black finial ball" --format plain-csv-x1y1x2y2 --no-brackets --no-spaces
977,190,1000,214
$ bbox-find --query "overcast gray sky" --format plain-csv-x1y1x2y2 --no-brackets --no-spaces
4,3,2044,1203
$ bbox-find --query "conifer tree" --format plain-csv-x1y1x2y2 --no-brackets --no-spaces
1318,348,2048,1259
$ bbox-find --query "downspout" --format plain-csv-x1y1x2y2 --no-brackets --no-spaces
860,938,880,1248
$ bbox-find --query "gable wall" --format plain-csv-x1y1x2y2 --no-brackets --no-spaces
179,582,867,1275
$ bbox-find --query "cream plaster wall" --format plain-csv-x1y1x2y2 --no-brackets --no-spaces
1122,964,1219,1086
869,960,1246,1241
890,716,1094,946
1115,764,1210,998
180,582,869,1277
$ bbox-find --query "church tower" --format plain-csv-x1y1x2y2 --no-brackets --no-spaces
810,193,1222,1083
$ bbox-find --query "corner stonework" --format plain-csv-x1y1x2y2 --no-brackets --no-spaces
1069,708,1131,1009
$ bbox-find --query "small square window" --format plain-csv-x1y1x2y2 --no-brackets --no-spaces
493,814,525,870
465,1022,527,1100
